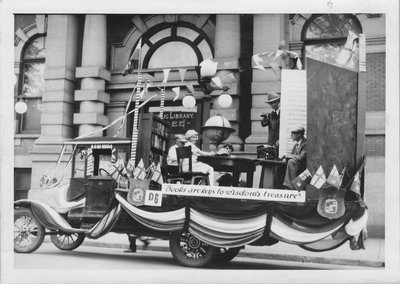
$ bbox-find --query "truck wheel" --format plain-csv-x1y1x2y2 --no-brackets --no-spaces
14,207,45,253
215,247,241,264
169,231,219,268
50,232,85,251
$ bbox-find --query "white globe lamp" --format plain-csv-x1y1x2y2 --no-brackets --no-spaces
15,100,28,114
182,95,196,109
217,93,232,108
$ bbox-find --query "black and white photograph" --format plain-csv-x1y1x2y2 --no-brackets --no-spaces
1,0,399,283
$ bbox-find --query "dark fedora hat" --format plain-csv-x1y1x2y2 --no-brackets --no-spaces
265,92,281,103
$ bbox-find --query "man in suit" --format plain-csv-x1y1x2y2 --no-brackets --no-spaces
282,125,307,190
260,92,281,147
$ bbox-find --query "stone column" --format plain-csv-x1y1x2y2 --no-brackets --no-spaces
211,14,243,150
74,15,110,136
29,15,81,196
245,14,286,151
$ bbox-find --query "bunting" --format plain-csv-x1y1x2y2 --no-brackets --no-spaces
186,83,195,94
162,69,171,84
310,166,326,189
172,87,181,101
178,68,187,82
211,77,223,88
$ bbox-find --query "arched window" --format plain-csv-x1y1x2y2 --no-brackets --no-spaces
302,14,362,70
141,22,214,69
17,34,46,134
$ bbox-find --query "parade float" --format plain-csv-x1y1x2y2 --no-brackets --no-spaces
14,33,368,268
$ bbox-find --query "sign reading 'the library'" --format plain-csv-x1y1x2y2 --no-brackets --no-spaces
149,106,197,134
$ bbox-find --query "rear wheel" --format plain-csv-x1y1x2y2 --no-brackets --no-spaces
14,207,45,253
215,247,241,264
50,232,85,251
169,231,219,268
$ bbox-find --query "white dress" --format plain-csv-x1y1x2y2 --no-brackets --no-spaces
183,141,215,186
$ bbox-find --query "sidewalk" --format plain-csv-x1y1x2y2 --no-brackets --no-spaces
79,233,385,268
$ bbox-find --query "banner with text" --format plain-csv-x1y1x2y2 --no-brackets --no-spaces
279,69,307,158
161,183,306,203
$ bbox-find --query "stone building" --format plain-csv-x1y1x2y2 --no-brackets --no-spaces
13,14,385,237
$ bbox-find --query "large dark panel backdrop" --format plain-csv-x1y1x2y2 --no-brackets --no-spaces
306,58,358,200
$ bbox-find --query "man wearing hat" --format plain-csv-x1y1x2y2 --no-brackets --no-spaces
282,125,307,190
260,92,281,147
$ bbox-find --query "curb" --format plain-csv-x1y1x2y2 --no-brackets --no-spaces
81,241,385,268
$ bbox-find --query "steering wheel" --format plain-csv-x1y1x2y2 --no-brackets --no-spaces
99,168,113,178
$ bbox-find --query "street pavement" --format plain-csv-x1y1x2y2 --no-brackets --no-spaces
68,233,385,268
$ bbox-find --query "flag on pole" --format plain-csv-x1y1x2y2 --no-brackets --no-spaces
326,165,341,189
134,159,147,180
172,87,180,101
310,166,326,189
291,169,312,191
122,38,142,76
349,171,361,195
151,163,164,184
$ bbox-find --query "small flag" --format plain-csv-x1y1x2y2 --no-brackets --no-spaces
291,169,312,191
146,162,156,179
326,165,341,189
134,159,147,180
172,87,180,101
162,69,171,84
224,72,236,81
122,38,142,76
349,171,361,195
137,80,148,99
178,68,187,82
310,166,326,189
126,158,135,172
151,163,164,184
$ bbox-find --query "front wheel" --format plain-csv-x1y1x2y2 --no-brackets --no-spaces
14,207,45,253
169,231,219,268
50,232,85,251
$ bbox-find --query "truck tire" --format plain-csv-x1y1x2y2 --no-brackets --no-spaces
50,232,85,251
215,247,241,264
14,207,45,253
169,231,219,268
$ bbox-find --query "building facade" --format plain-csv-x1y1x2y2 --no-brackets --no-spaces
13,14,385,237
